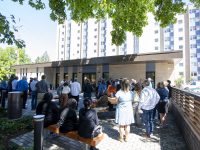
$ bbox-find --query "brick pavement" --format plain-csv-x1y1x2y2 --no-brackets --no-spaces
9,94,187,150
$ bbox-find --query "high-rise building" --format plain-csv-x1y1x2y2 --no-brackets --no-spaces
56,4,200,82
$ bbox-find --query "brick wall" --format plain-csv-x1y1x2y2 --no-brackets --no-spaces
172,103,200,150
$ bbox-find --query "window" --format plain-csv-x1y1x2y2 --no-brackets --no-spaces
155,38,158,42
77,37,80,40
191,72,197,76
192,62,197,66
154,30,158,34
112,49,115,52
67,44,70,47
94,43,97,46
165,37,170,41
191,53,196,58
178,28,183,32
77,44,80,47
61,58,63,60
62,38,64,41
101,42,105,45
179,37,183,41
190,26,196,31
61,45,64,48
155,46,158,50
62,25,65,28
62,32,64,35
61,51,63,54
94,35,97,38
77,30,80,33
95,21,98,24
179,72,184,76
178,20,183,24
179,63,183,67
94,50,96,53
190,44,197,48
78,23,80,26
179,45,183,49
94,28,97,31
190,35,196,40
77,51,79,53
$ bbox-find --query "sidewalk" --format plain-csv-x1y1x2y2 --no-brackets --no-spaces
9,95,187,150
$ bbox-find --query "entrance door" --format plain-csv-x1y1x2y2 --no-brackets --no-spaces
146,72,155,88
55,73,60,88
82,73,96,83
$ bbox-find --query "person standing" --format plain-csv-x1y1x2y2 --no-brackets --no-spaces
35,75,50,104
60,81,71,108
156,81,169,127
30,77,38,110
115,78,134,142
82,79,93,99
16,76,29,109
107,80,117,111
138,79,160,138
12,76,18,91
70,78,81,109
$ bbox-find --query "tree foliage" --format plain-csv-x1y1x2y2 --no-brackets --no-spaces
35,51,50,63
0,0,199,47
0,47,31,80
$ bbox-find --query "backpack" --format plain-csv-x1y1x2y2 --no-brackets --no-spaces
57,85,63,96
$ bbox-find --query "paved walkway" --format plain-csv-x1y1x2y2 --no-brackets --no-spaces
9,94,187,150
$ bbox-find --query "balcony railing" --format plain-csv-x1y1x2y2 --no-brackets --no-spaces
172,88,200,136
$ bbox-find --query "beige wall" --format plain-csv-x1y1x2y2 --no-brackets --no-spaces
155,62,174,86
109,64,146,81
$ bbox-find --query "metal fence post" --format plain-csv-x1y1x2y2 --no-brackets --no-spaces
33,115,45,150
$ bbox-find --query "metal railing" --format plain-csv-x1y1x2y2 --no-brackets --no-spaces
172,88,200,136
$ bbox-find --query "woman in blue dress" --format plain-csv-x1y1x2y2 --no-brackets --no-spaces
115,78,134,142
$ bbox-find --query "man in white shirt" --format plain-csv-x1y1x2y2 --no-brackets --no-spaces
70,78,81,109
138,79,160,138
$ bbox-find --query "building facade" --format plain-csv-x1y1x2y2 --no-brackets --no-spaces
56,4,200,83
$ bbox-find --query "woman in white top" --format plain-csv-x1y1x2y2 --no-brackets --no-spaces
60,82,71,108
115,78,134,142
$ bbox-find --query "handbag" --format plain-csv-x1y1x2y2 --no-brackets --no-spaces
91,125,102,138
57,108,69,127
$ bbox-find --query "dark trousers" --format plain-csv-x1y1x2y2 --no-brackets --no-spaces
71,95,79,109
22,91,28,109
31,91,37,110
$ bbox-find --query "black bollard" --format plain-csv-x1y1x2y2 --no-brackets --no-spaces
1,90,7,108
33,115,45,150
8,91,23,119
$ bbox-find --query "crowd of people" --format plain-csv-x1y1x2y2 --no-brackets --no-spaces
0,74,173,147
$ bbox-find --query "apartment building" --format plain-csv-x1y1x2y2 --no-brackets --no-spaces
56,4,200,83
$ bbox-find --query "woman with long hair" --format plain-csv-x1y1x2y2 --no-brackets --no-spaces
115,78,134,142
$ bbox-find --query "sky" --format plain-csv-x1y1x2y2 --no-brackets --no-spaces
0,0,57,61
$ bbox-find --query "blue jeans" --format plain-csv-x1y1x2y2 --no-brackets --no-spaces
31,91,37,110
142,109,154,135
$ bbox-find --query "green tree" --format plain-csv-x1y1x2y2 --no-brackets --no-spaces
0,0,200,47
0,47,31,80
35,51,50,63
